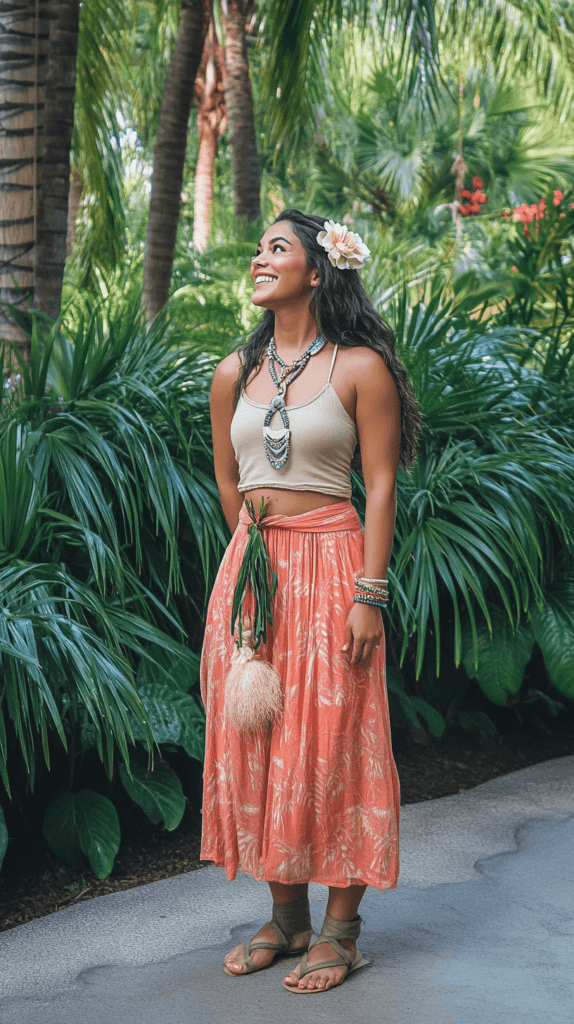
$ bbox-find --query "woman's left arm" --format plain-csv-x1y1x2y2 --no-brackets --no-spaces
343,349,401,666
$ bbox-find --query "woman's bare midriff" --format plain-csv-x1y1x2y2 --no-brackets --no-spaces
243,487,344,517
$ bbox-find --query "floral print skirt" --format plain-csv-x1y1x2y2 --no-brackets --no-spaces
199,500,400,890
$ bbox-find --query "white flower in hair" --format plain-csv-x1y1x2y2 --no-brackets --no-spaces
316,220,371,270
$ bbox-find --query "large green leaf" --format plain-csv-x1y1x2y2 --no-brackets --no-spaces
0,805,8,871
119,760,185,830
461,614,535,706
43,788,120,879
132,680,205,762
136,644,200,694
531,582,574,698
43,790,82,868
386,667,446,737
75,789,121,878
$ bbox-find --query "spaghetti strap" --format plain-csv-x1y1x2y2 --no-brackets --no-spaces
327,344,339,383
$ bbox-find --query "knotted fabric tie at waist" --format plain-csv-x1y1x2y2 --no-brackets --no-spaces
238,499,361,534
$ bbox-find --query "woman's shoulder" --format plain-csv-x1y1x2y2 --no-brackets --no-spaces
213,349,243,380
338,344,393,382
211,350,243,395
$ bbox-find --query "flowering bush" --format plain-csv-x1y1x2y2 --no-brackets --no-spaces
501,199,546,238
460,176,487,216
501,189,571,239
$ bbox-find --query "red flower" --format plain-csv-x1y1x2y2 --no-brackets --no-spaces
554,190,564,206
472,176,483,189
461,189,472,199
511,266,518,272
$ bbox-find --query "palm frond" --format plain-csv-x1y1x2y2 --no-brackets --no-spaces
72,0,129,284
0,563,156,794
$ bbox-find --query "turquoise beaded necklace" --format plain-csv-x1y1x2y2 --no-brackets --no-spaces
263,335,326,469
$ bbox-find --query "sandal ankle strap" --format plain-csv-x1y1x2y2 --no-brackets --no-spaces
319,912,362,942
270,895,312,946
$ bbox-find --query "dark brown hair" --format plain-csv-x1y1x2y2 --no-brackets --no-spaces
235,208,420,469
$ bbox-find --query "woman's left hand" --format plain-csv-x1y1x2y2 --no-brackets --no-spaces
342,602,384,666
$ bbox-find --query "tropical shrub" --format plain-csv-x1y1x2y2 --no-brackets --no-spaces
0,294,227,875
2,219,574,878
353,279,574,739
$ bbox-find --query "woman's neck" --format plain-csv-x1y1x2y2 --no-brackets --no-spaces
272,306,319,357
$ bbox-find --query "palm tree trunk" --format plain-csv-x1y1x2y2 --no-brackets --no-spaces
0,0,48,362
193,23,226,252
33,0,80,319
142,0,210,320
66,167,83,255
221,0,260,228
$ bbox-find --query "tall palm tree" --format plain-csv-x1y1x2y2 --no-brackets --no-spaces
220,0,260,228
0,1,48,360
193,20,226,251
1,0,125,358
142,0,210,320
141,0,259,313
33,0,80,319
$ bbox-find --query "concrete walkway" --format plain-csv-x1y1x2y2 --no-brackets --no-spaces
1,756,573,1024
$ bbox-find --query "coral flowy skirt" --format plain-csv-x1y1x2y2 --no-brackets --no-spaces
200,500,400,890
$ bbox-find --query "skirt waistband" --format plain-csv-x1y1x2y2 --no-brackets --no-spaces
238,500,361,533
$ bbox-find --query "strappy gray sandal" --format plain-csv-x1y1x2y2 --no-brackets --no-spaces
223,895,312,976
283,912,370,993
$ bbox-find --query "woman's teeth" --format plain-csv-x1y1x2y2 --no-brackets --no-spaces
255,276,276,283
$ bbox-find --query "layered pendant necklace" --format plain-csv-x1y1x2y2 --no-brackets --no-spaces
263,335,326,469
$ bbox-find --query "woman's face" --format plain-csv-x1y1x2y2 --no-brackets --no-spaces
250,222,319,309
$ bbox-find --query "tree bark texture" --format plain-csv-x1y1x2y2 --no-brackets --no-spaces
193,22,226,252
33,0,80,319
142,0,210,320
0,0,48,360
221,0,259,227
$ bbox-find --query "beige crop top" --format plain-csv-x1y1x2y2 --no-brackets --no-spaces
230,345,357,498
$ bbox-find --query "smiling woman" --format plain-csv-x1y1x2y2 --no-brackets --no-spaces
199,209,420,994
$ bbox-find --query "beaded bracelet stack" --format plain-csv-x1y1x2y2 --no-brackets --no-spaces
353,576,389,608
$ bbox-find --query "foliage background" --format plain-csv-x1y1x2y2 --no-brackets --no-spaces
1,0,574,877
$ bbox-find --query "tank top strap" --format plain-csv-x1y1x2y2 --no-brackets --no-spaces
327,344,339,383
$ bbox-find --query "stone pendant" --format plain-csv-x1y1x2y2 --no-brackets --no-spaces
263,392,291,469
263,426,290,469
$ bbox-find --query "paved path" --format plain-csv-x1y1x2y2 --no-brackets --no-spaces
1,756,573,1023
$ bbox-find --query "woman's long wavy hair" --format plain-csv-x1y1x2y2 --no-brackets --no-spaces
235,208,420,470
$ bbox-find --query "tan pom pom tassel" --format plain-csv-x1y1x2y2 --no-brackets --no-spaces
224,627,283,734
226,499,283,733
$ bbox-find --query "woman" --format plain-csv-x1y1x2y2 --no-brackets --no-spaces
201,209,420,994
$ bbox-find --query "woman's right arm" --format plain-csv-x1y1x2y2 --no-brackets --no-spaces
210,353,244,532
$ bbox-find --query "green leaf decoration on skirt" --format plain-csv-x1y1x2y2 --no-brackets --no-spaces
231,497,278,650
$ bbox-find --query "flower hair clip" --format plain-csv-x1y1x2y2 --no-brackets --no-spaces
316,220,371,270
